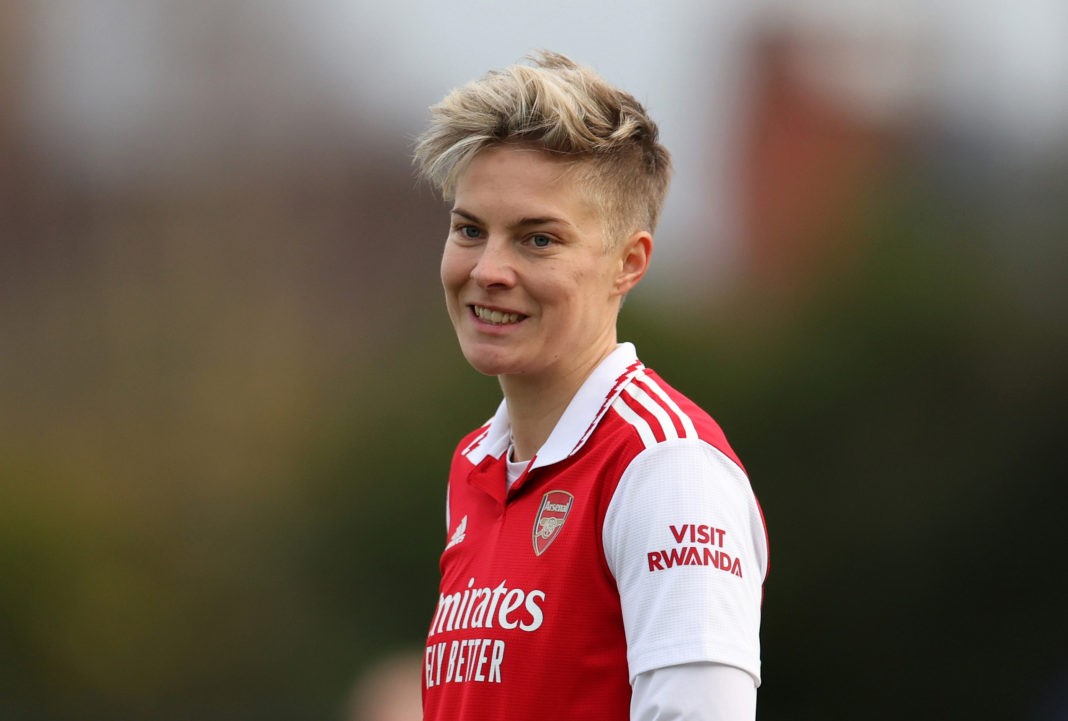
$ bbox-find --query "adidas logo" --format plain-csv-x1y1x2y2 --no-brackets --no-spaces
445,515,467,550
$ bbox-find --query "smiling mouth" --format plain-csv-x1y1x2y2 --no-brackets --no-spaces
472,305,525,325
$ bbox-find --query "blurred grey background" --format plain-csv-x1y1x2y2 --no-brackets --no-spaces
2,1,1066,719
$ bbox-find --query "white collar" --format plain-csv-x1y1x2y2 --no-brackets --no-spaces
465,343,644,470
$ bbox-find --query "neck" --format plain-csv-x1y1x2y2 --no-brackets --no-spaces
502,382,573,463
500,341,617,462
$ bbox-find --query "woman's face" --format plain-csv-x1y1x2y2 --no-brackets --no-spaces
440,145,648,385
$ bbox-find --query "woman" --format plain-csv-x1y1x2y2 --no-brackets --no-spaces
414,51,768,721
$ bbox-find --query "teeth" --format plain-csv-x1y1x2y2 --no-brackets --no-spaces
474,306,521,325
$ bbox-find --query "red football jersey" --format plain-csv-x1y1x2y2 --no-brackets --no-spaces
423,344,768,721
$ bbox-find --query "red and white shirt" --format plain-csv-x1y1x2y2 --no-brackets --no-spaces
423,343,768,721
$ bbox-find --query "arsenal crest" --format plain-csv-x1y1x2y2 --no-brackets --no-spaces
532,490,574,556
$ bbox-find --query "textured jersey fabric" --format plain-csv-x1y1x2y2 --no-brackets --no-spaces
631,663,757,721
423,343,768,721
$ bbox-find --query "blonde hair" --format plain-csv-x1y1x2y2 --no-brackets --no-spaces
413,51,672,244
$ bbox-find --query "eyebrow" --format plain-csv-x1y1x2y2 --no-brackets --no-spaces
451,207,573,230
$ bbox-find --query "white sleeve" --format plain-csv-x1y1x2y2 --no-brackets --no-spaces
631,662,756,721
604,440,767,685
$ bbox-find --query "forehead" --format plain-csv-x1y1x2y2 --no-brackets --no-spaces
457,145,578,192
453,146,603,224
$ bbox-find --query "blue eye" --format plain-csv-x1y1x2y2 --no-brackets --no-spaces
530,234,552,248
461,225,481,239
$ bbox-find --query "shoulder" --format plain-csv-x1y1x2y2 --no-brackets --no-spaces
607,367,745,473
454,420,493,456
447,419,495,474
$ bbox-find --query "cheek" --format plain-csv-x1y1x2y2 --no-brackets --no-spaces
552,269,620,326
551,262,612,304
440,246,467,290
537,277,594,323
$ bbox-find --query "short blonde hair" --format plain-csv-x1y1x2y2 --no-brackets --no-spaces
413,51,672,245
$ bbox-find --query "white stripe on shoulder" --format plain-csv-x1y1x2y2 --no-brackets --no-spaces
621,383,680,441
460,423,492,461
611,395,657,448
635,371,698,438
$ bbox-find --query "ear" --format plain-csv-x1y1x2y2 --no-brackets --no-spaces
613,231,653,297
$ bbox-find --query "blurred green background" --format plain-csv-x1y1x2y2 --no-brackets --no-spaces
2,2,1067,720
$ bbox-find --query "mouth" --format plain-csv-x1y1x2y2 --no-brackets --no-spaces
471,305,526,326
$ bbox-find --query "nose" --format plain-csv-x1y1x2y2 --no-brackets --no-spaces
469,237,516,289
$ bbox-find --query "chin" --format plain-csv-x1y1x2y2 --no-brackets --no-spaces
460,347,526,378
463,356,515,378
